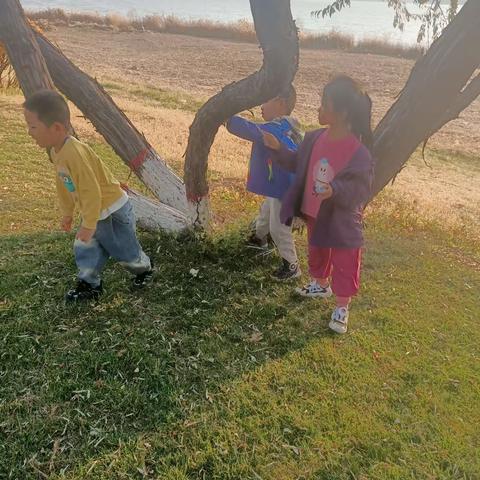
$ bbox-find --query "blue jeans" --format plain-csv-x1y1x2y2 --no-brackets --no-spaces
74,200,151,287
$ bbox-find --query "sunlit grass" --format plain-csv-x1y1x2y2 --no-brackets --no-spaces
1,90,479,479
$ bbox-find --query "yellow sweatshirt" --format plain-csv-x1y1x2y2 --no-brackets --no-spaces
51,137,127,229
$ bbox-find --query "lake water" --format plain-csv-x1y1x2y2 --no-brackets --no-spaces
21,0,447,45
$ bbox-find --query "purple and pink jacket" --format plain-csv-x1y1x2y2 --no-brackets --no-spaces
271,129,374,249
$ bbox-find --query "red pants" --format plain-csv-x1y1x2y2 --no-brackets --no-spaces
306,218,362,298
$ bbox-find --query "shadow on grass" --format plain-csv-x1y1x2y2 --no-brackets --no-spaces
0,227,337,478
1,215,479,478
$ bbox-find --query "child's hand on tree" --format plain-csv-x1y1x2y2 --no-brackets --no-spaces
262,132,281,151
61,216,73,232
76,226,95,243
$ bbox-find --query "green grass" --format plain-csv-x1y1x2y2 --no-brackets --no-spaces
415,148,480,175
102,81,204,113
1,93,479,479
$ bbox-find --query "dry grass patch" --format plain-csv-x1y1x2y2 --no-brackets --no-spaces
28,9,423,59
3,83,478,235
100,85,480,235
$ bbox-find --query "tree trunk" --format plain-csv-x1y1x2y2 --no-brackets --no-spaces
126,188,191,232
183,0,299,227
30,31,189,216
0,0,191,232
4,0,479,231
372,0,480,197
0,0,54,95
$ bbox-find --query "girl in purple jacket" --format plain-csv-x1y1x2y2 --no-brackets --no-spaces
263,75,374,334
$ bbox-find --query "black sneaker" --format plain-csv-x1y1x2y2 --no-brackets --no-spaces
65,280,103,302
132,261,154,289
271,258,301,281
246,233,268,250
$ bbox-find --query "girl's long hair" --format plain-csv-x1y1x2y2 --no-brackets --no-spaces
322,75,373,151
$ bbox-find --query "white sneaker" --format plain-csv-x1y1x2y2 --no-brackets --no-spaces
329,307,349,334
295,280,332,298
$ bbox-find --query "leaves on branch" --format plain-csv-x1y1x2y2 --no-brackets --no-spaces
312,0,461,44
312,0,351,18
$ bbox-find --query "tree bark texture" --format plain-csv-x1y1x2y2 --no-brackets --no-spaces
32,31,189,216
126,188,191,232
183,0,299,226
0,0,55,95
372,0,480,197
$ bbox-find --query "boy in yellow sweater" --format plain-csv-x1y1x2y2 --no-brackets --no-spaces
23,90,153,302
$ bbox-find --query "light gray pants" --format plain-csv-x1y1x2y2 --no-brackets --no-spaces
255,197,298,264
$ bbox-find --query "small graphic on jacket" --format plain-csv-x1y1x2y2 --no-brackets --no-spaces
267,158,273,181
59,171,76,193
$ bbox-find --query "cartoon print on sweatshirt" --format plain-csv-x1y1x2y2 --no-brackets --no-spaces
313,158,334,195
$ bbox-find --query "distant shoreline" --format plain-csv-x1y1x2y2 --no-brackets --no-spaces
27,8,424,60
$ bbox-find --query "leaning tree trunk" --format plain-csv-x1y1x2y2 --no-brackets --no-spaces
183,0,299,227
32,31,189,216
372,0,480,197
0,0,188,216
0,0,54,95
0,0,191,232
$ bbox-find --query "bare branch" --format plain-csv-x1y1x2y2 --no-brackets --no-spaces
33,29,189,214
312,0,461,43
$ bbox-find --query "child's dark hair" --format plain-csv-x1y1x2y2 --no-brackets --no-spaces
23,90,70,128
279,84,297,115
322,75,373,150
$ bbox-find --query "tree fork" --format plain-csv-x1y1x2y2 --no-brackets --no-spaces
183,0,299,227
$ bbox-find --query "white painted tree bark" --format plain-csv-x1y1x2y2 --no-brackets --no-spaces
126,189,191,233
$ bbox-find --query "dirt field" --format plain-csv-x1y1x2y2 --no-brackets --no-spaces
48,26,480,155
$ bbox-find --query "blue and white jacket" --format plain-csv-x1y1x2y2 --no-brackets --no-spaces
226,115,303,200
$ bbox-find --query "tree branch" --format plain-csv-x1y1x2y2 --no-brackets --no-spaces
427,73,480,137
0,0,54,95
371,0,480,197
183,0,299,227
33,29,189,215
